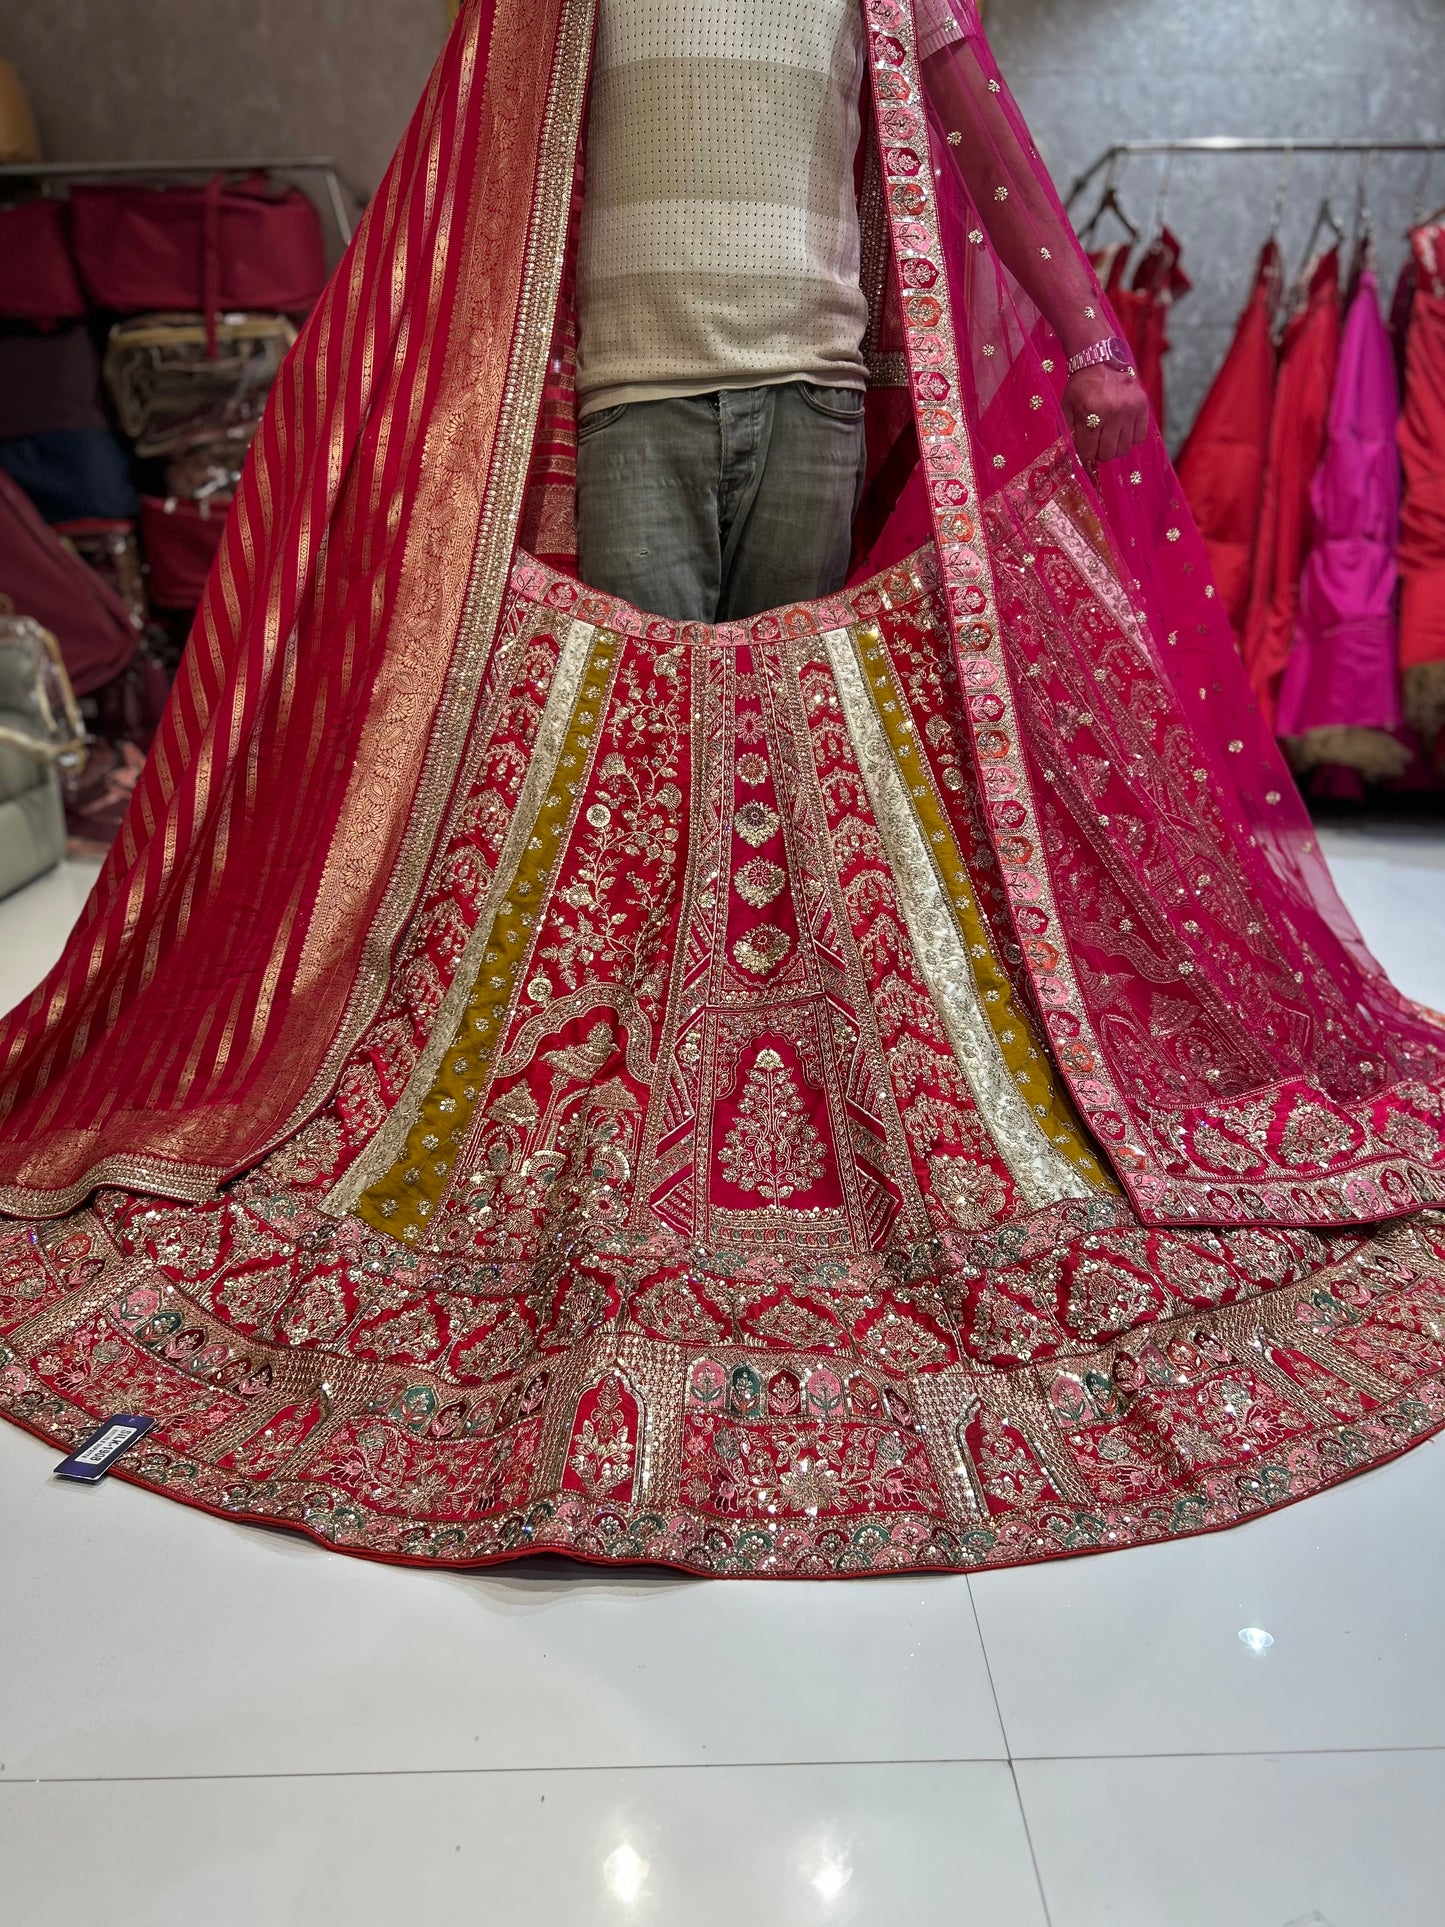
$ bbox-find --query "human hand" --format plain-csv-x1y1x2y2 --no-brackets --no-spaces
1063,365,1150,465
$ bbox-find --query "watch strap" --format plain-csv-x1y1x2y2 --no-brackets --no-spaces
1066,336,1136,380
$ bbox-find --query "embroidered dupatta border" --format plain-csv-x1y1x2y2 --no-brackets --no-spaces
871,0,1445,1229
238,0,604,1182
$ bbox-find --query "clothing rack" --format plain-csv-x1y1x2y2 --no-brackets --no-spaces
1067,137,1444,213
0,157,356,247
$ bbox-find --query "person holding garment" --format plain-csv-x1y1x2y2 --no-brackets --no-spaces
3,5,1445,1583
574,0,1147,621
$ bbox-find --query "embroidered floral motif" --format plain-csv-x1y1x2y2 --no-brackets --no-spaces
734,858,787,909
734,801,781,848
566,1375,635,1498
974,1408,1049,1511
732,926,793,976
1276,1099,1366,1168
718,1050,828,1202
930,1156,1009,1231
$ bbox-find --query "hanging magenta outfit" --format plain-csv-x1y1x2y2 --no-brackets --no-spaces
1176,239,1281,642
1398,223,1445,753
1275,270,1403,752
1242,250,1342,726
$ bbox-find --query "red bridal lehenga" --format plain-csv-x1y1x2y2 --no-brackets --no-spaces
4,0,1445,1579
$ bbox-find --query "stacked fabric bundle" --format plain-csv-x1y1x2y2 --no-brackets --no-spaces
109,310,297,612
0,172,325,848
0,600,86,895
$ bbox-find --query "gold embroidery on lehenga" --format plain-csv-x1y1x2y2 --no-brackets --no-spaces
733,801,781,849
566,1374,636,1497
733,858,787,910
351,626,621,1242
823,625,1107,1210
718,1048,829,1203
325,615,597,1215
731,927,793,977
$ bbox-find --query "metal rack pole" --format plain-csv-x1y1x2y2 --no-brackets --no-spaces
1067,136,1445,211
0,156,357,245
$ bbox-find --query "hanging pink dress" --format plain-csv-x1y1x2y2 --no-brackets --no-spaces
1275,269,1403,753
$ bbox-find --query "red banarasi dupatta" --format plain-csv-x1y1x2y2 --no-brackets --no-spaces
3,2,1445,1579
0,0,591,1205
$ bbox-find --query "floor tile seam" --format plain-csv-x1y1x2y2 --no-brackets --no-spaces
1012,1745,1445,1925
1005,1756,1057,1927
1010,1743,1445,1766
0,1756,1023,1788
968,1582,1057,1927
966,1573,1020,1763
10,1745,1445,1792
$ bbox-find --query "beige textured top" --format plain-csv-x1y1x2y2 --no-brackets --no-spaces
576,0,964,414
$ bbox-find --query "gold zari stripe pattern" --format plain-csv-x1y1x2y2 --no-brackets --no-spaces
828,623,1112,1201
325,615,597,1214
357,626,621,1243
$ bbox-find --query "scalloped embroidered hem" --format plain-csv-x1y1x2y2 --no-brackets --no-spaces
3,1197,1443,1579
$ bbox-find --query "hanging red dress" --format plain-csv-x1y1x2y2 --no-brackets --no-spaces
1091,242,1144,375
1390,254,1416,392
1275,268,1404,775
1125,226,1191,429
1094,231,1190,429
1398,221,1445,756
1176,239,1281,641
1242,249,1342,726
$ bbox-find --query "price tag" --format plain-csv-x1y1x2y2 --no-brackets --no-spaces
54,1415,156,1483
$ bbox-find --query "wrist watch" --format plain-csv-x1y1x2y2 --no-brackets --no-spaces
1066,335,1136,380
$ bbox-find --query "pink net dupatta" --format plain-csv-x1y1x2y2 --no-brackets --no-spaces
868,0,1445,1225
0,0,593,1213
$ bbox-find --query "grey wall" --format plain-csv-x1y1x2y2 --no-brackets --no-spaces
1,0,1442,443
988,0,1445,444
0,1,449,241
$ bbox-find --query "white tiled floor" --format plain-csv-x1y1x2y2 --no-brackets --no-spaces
2,823,1445,1926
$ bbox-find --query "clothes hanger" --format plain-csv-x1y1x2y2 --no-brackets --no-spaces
1266,143,1295,242
1294,200,1344,288
1145,149,1176,247
1348,148,1377,281
1295,157,1346,283
1078,155,1141,250
1080,185,1140,249
1411,143,1445,231
1131,150,1193,300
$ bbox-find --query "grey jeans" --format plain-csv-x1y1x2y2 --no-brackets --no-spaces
575,382,867,623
